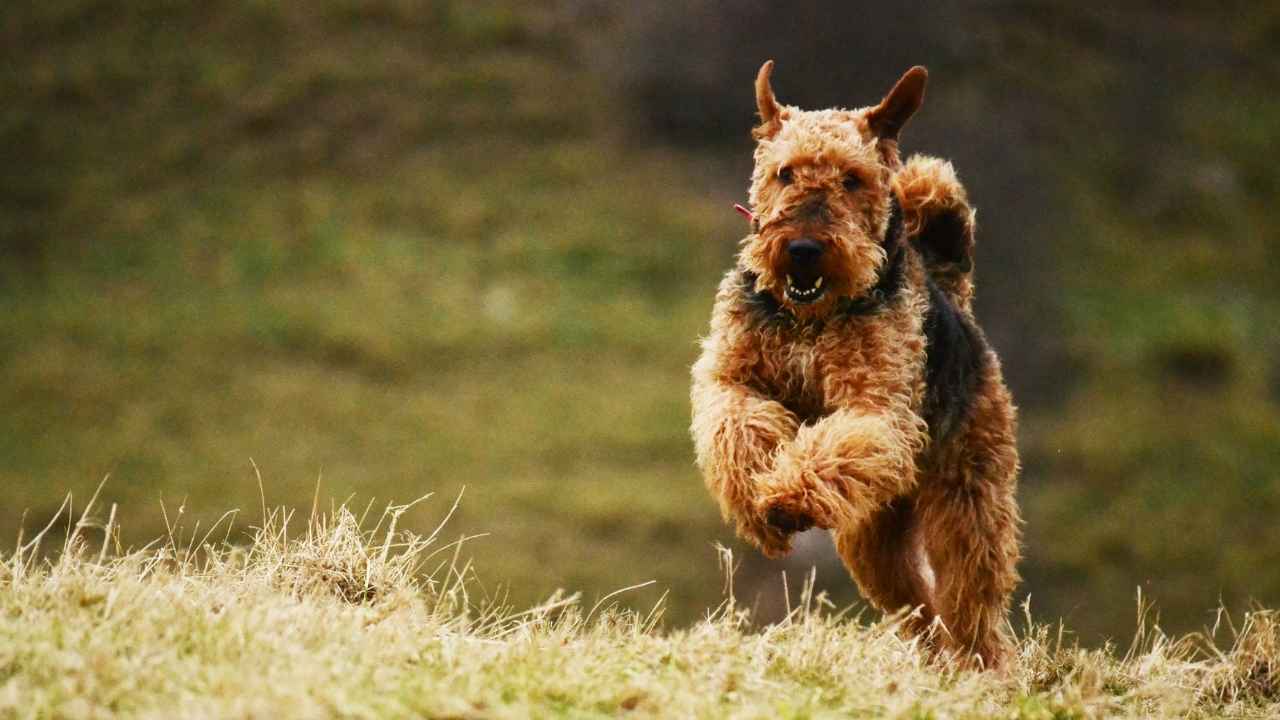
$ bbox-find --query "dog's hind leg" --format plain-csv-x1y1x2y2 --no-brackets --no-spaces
833,497,939,644
912,385,1022,669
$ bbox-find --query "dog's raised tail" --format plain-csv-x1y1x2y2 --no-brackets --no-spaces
894,156,977,312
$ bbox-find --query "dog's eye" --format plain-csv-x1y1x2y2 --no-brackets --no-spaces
777,166,794,185
842,174,862,192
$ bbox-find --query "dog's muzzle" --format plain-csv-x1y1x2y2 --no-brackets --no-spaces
785,238,826,303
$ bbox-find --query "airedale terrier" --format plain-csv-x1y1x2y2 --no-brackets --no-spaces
691,61,1021,668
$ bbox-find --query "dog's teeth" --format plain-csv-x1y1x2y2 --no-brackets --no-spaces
814,277,823,289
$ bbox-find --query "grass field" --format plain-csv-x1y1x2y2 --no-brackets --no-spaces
0,1,738,624
4,1,1279,645
3,496,1278,719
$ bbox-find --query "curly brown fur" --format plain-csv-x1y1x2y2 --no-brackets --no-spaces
690,62,1021,669
896,157,977,311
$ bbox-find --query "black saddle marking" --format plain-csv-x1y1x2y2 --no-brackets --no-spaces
921,275,987,442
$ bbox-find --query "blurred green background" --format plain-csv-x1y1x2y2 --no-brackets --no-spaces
2,1,1277,643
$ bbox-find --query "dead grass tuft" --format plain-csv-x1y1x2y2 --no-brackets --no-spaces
2,492,1278,718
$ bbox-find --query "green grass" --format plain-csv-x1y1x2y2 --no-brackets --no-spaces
4,0,1280,642
2,496,1278,719
0,142,736,621
0,1,743,623
1020,49,1280,636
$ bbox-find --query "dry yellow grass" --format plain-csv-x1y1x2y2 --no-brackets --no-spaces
1,489,1277,719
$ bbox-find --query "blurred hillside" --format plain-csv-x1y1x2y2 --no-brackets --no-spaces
2,1,1277,642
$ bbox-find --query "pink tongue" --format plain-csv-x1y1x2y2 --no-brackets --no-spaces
733,204,754,222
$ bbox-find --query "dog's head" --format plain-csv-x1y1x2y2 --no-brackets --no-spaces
741,61,927,317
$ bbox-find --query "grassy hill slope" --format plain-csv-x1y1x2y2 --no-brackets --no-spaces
1,1,736,621
2,1,1279,642
3,500,1278,719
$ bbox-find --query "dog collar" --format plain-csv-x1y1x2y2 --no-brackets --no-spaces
733,203,761,234
837,196,905,316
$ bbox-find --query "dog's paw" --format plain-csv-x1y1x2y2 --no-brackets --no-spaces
740,517,795,559
757,488,831,534
765,504,814,534
756,525,796,559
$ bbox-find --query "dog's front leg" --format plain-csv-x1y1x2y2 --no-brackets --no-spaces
691,364,801,557
756,408,921,533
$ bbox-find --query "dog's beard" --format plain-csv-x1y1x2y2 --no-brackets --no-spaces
746,233,884,313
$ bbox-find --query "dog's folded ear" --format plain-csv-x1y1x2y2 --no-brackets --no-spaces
867,66,928,141
754,60,782,139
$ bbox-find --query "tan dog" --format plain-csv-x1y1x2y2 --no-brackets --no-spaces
690,61,1021,668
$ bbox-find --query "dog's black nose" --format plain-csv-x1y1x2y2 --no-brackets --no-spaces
787,238,823,265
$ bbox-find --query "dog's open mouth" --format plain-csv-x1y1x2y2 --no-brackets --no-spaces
786,273,826,304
